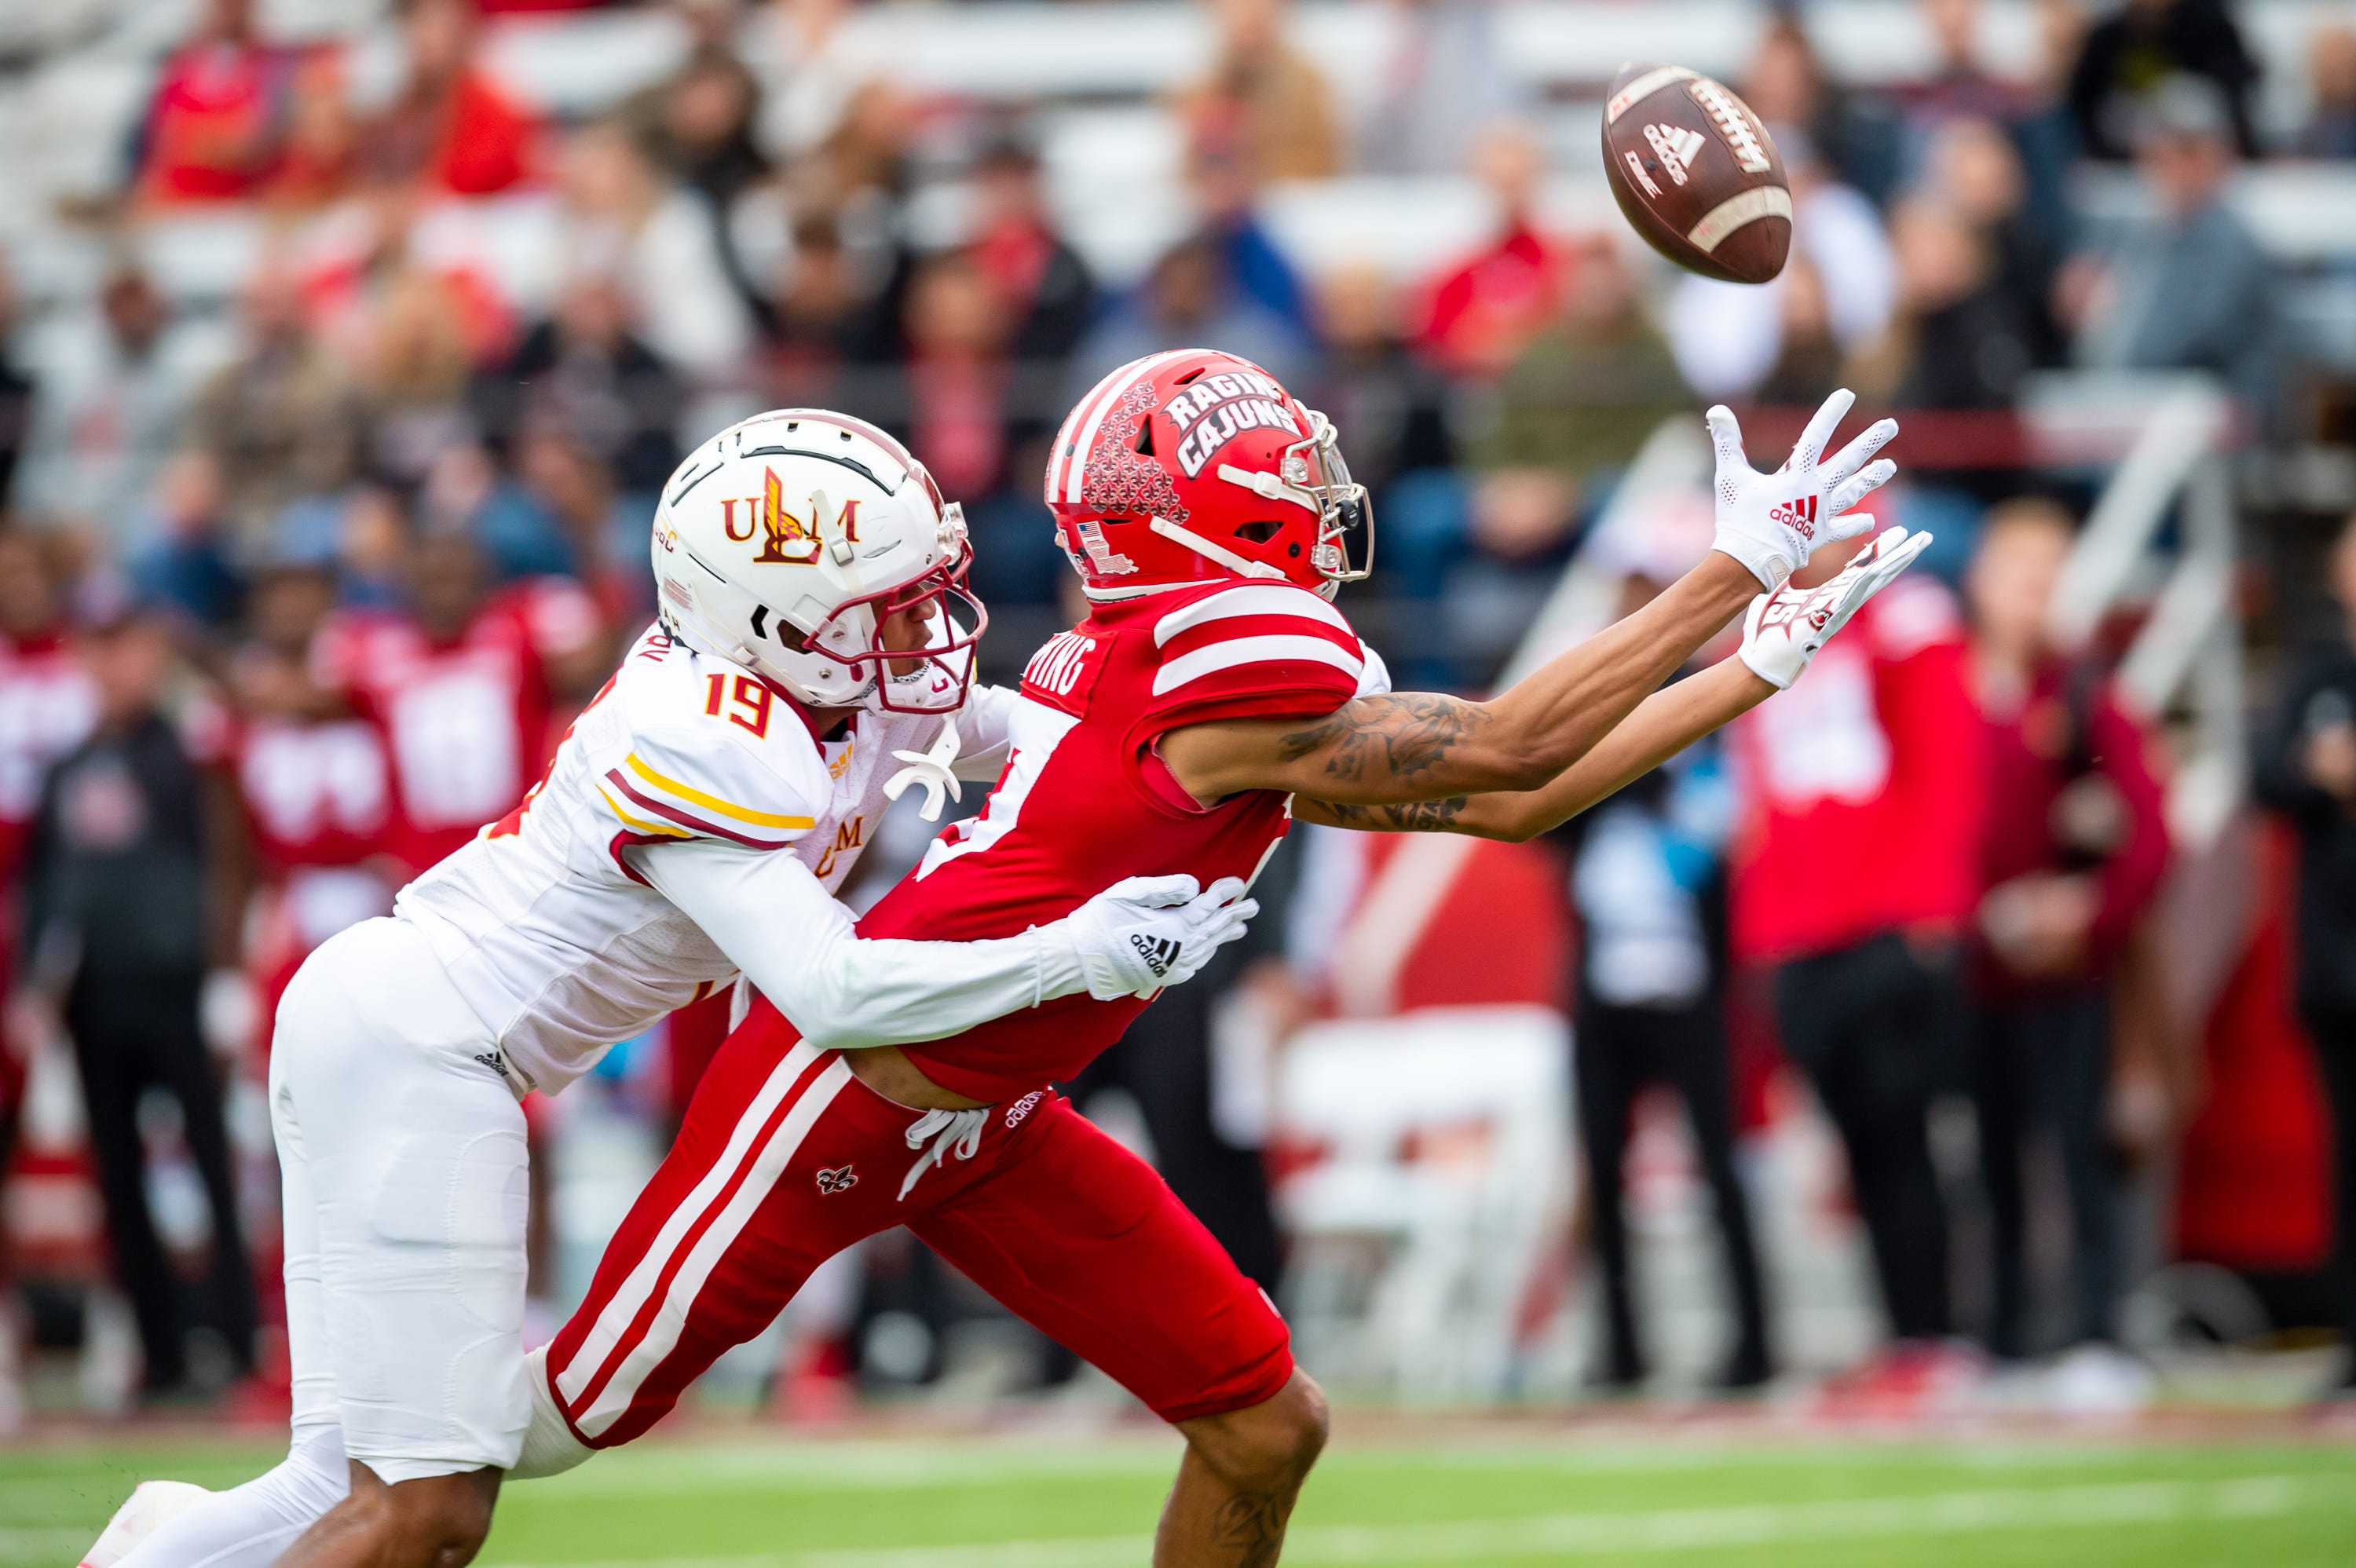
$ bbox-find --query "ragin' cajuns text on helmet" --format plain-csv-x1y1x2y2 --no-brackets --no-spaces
1045,349,1372,601
652,409,986,715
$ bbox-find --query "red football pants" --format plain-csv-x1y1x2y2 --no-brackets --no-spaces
543,1019,1294,1447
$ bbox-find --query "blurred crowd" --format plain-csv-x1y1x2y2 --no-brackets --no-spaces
0,0,2354,1424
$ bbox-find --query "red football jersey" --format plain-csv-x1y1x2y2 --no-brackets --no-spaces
854,579,1379,1103
313,579,601,875
231,714,396,878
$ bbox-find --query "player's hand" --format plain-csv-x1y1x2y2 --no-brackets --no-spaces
1707,389,1899,588
1065,874,1259,1000
1738,525,1933,689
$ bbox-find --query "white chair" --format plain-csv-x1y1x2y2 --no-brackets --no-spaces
1271,1004,1573,1402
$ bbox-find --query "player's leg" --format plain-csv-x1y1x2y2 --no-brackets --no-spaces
529,1028,903,1464
1573,1000,1644,1385
261,919,535,1568
1659,999,1772,1387
911,1095,1323,1568
107,1046,351,1568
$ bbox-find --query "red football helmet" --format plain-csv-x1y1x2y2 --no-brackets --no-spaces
1044,349,1373,600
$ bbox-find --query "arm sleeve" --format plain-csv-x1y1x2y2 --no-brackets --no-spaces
632,836,1087,1050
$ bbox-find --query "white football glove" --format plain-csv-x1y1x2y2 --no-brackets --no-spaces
1708,388,1900,588
1064,874,1258,1001
1739,525,1935,689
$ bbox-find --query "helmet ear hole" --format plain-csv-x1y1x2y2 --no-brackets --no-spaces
1235,521,1282,544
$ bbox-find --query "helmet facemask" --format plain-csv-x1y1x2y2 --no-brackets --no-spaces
790,529,988,715
1286,411,1374,591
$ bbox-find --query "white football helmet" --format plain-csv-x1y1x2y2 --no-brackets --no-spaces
650,409,985,714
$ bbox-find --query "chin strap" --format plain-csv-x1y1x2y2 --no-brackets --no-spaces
882,717,964,822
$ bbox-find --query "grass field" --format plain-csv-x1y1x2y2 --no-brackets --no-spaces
5,1427,2354,1568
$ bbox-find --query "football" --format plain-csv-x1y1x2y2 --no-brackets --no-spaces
1601,62,1793,285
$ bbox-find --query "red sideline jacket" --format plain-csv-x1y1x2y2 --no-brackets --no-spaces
1727,576,1985,965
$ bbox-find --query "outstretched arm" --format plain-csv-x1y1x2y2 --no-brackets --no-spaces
1293,656,1772,840
1161,554,1758,804
1293,525,1935,842
1158,392,1897,808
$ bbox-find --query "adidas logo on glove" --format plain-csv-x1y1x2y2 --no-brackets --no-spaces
1129,933,1181,978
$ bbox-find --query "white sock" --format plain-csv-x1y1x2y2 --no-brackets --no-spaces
115,1427,350,1568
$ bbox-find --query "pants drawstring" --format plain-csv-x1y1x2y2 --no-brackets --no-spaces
899,1107,989,1201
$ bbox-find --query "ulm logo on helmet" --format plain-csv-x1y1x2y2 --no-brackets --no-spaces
719,466,863,565
1166,371,1303,480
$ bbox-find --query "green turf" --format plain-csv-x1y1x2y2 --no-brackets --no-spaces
5,1433,2353,1566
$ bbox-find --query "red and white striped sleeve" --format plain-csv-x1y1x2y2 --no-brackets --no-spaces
1136,582,1370,738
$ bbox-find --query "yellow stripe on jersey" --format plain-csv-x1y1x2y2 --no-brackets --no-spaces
600,788,695,839
623,753,816,830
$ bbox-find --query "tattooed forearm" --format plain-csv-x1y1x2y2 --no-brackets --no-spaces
1306,795,1472,831
1275,693,1494,786
1210,1489,1293,1568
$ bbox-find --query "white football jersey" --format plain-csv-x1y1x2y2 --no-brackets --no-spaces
393,623,1012,1093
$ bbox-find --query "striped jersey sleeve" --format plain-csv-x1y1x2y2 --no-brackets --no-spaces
1136,581,1369,736
595,723,821,853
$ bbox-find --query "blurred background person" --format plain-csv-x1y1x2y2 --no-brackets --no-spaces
1179,0,1342,185
361,0,538,198
1731,531,1985,1413
127,0,300,207
1561,498,1771,1393
2065,0,2259,161
1411,122,1566,382
1964,499,2168,1405
13,595,254,1400
2254,510,2356,1402
2061,75,2284,430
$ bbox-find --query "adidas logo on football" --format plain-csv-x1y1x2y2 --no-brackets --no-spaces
1129,933,1181,978
1643,123,1707,187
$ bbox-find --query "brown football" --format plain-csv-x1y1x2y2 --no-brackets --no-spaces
1601,62,1792,285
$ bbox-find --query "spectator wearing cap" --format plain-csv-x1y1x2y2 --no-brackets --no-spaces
1964,499,2168,1393
364,0,538,197
2253,510,2356,1400
14,594,256,1398
129,0,303,204
1729,532,1986,1410
2067,0,2259,161
2061,75,2284,429
1557,497,1772,1393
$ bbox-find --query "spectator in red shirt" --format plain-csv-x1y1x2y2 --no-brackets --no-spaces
1411,122,1568,379
1965,497,2168,1381
1730,528,1986,1401
131,0,302,203
363,0,537,198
